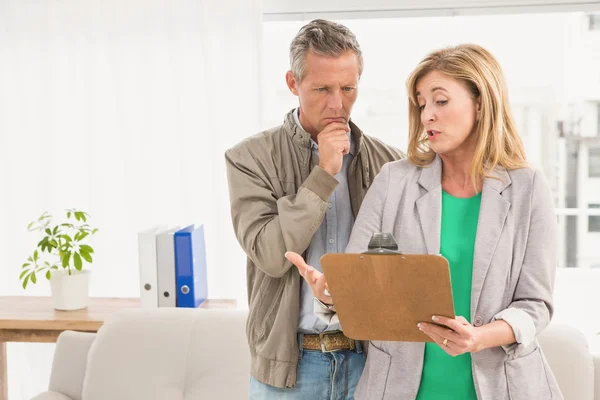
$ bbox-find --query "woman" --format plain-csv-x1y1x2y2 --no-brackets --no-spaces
285,44,563,399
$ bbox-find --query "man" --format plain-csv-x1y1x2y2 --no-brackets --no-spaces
225,19,404,398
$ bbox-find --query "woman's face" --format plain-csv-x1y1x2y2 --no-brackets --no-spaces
416,71,480,157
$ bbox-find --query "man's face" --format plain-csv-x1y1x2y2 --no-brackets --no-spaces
286,50,360,136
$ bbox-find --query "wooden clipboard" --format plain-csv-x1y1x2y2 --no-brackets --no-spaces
320,253,455,342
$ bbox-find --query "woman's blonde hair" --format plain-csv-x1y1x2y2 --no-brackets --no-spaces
406,44,527,188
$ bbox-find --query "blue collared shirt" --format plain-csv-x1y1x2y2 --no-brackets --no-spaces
294,109,355,333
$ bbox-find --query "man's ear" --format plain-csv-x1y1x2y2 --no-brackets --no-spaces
286,70,299,96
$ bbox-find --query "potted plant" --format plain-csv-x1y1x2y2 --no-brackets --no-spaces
20,209,98,311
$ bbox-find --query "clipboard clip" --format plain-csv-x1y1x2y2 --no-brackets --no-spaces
363,232,403,255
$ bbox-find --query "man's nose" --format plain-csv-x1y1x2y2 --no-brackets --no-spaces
327,91,343,111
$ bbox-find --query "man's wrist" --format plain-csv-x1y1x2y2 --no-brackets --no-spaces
315,297,335,310
319,164,336,177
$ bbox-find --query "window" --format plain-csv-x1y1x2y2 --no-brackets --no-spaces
589,13,600,31
264,13,600,269
590,147,600,177
263,7,600,368
590,204,600,232
597,102,600,136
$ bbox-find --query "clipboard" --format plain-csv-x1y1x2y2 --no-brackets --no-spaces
320,253,455,342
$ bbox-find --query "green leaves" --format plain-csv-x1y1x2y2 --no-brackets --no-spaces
38,237,57,253
20,209,98,290
73,253,83,270
79,244,94,263
80,251,93,263
74,211,88,223
22,274,30,290
74,231,89,242
62,251,71,267
27,212,53,232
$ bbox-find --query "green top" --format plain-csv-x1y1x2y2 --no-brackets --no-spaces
416,190,481,400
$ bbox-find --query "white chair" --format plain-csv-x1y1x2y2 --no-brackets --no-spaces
538,323,599,400
31,310,599,400
31,308,250,400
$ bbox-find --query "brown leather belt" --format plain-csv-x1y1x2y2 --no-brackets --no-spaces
302,331,356,352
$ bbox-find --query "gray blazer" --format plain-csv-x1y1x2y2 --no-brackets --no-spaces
335,156,563,399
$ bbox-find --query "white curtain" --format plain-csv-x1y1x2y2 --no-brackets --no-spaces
0,1,262,398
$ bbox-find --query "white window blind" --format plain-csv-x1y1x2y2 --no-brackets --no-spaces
263,0,600,20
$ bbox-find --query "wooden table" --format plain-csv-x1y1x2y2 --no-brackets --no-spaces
0,296,236,400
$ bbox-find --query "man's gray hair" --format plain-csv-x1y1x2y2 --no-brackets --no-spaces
289,19,363,82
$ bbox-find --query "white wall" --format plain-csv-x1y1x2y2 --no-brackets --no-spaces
0,1,262,398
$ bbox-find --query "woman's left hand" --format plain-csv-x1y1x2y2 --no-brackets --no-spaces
418,315,483,356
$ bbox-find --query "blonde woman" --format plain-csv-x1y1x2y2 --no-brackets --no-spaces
286,44,563,399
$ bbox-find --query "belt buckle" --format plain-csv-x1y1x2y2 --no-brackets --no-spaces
319,332,333,352
319,332,350,353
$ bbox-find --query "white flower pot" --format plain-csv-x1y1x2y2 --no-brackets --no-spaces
49,269,91,311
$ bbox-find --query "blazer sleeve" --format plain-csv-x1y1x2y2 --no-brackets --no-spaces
492,170,557,357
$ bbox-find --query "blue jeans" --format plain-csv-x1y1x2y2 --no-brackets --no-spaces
249,334,365,399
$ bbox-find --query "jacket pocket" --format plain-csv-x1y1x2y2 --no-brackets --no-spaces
506,347,552,400
355,342,392,400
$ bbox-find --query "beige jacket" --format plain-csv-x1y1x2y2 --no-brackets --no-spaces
318,156,563,400
225,109,404,388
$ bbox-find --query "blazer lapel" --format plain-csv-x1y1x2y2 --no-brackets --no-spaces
416,156,442,255
471,168,512,318
415,157,512,318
